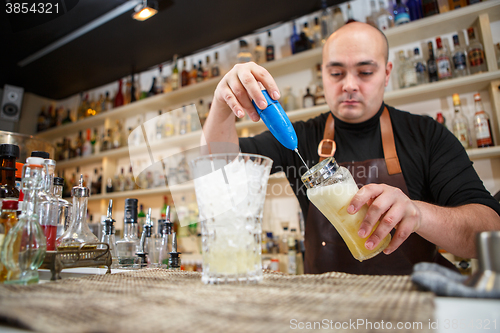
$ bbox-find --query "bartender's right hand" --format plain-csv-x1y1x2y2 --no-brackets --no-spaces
212,62,281,122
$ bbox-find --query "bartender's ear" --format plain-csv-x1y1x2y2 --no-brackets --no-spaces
384,62,393,87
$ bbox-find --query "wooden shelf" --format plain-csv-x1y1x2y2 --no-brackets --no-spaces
467,145,500,160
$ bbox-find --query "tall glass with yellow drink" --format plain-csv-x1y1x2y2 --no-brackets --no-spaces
301,157,390,261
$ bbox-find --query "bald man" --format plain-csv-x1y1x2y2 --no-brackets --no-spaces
203,22,500,275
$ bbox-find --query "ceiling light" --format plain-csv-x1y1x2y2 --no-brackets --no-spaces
132,0,158,21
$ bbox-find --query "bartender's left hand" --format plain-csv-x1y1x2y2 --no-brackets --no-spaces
347,183,422,254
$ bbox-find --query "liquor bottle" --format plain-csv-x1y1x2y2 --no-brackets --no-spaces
124,78,132,105
101,200,118,267
0,200,18,282
436,37,453,80
422,0,439,17
237,40,252,63
452,35,468,78
346,3,356,23
164,111,175,137
82,129,92,157
115,198,140,268
170,55,179,91
333,7,346,32
413,48,428,85
376,0,394,31
90,168,99,195
0,144,20,207
39,158,59,251
451,93,470,149
181,59,189,86
91,128,98,154
106,178,114,193
37,106,48,132
367,0,378,28
48,105,57,128
179,106,188,135
448,0,467,10
1,157,46,284
104,91,113,111
407,0,423,21
282,87,297,112
397,50,417,88
467,27,487,75
114,80,124,108
427,41,439,82
212,52,220,78
287,229,297,275
137,204,147,236
53,177,72,237
319,0,332,44
74,131,83,157
254,37,266,64
189,63,198,85
155,110,165,141
314,63,326,105
393,0,410,26
303,88,315,108
204,55,211,80
290,22,300,55
302,22,314,45
197,60,204,83
115,167,126,192
159,207,173,267
60,109,71,125
161,196,169,219
312,18,322,48
125,166,135,191
156,65,164,94
113,120,124,149
473,93,494,148
147,77,157,97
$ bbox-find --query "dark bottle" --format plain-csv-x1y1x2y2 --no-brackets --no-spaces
181,59,189,86
290,22,300,54
62,109,72,124
0,144,20,203
427,41,439,82
393,0,410,26
130,74,137,103
37,107,47,132
421,0,439,17
75,131,84,157
114,79,124,108
148,77,157,97
407,0,423,21
197,60,204,83
211,52,220,78
266,31,275,61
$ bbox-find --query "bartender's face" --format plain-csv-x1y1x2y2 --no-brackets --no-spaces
322,22,392,123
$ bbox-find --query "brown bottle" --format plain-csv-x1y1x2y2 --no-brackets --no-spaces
0,144,20,206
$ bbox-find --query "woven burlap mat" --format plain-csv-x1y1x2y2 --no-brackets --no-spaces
0,269,435,333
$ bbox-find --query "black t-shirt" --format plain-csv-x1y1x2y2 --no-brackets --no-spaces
240,103,500,220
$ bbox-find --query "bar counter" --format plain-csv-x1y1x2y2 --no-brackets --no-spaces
0,269,438,333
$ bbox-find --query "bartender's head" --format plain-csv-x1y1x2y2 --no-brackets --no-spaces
322,22,392,123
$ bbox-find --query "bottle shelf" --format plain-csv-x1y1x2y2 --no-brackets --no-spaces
466,145,500,160
54,70,500,168
87,172,287,202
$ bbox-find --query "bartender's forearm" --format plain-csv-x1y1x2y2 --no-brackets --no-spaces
414,201,500,258
201,98,239,152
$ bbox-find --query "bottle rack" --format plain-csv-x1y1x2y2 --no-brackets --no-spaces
34,1,500,213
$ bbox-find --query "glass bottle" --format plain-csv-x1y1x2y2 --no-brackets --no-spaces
319,0,332,44
159,206,172,267
346,3,356,23
413,48,428,85
331,6,344,33
82,129,92,157
254,37,266,64
303,88,315,108
237,40,252,63
436,37,453,80
436,112,446,128
376,0,394,31
421,0,439,17
287,229,297,275
105,91,113,111
290,22,300,55
204,55,211,80
312,18,322,48
148,77,157,97
39,158,58,251
61,109,72,125
179,106,188,135
1,157,47,284
181,59,189,87
427,41,439,82
211,52,220,78
156,65,164,94
164,111,176,137
451,93,470,149
53,177,72,238
398,50,417,88
56,175,99,250
452,35,468,78
75,131,84,157
301,157,391,261
473,93,494,148
467,27,487,75
115,198,140,268
100,200,118,267
0,144,20,208
407,0,423,21
137,208,154,267
114,80,124,108
37,106,48,132
189,63,198,85
282,87,297,112
171,54,179,90
0,200,18,282
393,0,410,26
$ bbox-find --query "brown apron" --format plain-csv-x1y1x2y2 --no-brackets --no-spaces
304,107,456,275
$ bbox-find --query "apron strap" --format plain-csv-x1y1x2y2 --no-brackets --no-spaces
318,107,402,175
